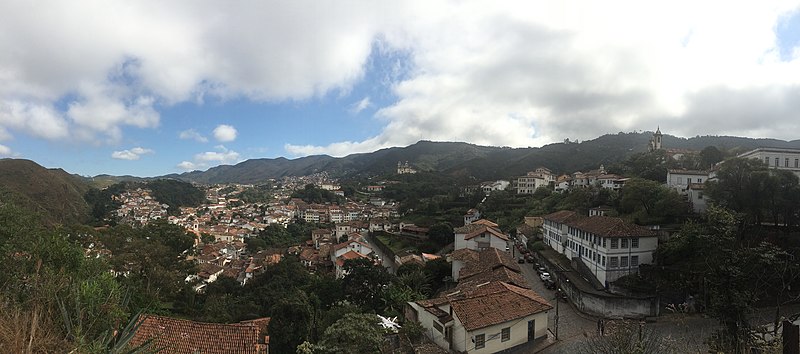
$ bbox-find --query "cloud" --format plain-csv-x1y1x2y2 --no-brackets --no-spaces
0,144,12,156
284,1,800,156
111,146,154,160
349,97,371,114
176,145,241,171
179,129,208,143
213,124,237,142
1,1,799,155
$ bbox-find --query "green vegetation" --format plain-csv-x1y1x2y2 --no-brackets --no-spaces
376,233,417,255
147,179,206,215
291,184,344,204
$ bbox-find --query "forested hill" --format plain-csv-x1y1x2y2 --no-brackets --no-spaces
160,132,800,183
0,158,91,224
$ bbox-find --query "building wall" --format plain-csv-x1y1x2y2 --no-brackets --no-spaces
666,171,709,192
687,188,708,213
407,302,452,350
455,311,549,353
738,148,800,178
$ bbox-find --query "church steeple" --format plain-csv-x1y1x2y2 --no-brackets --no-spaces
649,127,663,151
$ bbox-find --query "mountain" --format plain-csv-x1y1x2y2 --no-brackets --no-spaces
0,159,91,224
157,132,800,184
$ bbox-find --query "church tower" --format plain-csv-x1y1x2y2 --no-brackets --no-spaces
649,127,663,152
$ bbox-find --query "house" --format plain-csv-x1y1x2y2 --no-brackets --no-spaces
453,219,509,253
331,234,375,278
666,169,710,193
407,282,551,353
129,314,270,354
686,183,708,213
480,180,510,195
463,208,481,226
515,168,554,194
737,147,800,178
541,210,659,286
397,161,418,174
450,247,527,285
311,229,333,250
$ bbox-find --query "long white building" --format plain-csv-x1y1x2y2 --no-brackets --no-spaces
542,210,659,286
737,147,800,178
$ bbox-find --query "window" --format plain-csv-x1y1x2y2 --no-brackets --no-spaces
765,157,770,165
631,238,639,248
677,176,683,184
621,238,628,248
475,334,485,349
602,238,607,248
795,159,799,168
611,239,618,249
621,256,629,267
776,157,780,167
631,255,639,267
609,257,618,268
501,327,511,342
602,256,606,266
787,158,790,167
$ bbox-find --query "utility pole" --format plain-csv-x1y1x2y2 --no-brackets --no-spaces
554,292,559,340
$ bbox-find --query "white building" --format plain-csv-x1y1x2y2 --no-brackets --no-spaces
480,180,510,195
515,168,555,194
686,183,708,213
666,169,710,193
453,220,509,253
737,147,800,178
542,210,659,286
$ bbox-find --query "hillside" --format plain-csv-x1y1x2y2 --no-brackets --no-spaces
156,131,800,184
0,159,91,224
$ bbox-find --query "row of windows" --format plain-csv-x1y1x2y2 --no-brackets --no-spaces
675,176,704,184
474,327,511,349
608,255,639,268
765,156,800,168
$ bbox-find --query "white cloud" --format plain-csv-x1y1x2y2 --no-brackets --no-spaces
179,128,208,143
177,161,198,170
111,146,154,160
1,1,799,154
0,144,12,156
177,145,241,171
349,96,371,114
213,124,237,142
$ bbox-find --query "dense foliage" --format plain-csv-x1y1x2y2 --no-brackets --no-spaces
147,179,206,215
291,184,344,204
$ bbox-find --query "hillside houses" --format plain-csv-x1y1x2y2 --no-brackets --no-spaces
114,188,169,225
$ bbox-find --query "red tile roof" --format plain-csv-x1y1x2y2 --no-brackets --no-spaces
129,314,269,354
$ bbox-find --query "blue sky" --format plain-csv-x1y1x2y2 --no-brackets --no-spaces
1,1,799,177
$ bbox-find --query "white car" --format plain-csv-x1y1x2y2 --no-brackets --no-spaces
540,272,551,282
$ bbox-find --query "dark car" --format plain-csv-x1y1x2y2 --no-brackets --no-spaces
525,254,535,263
543,279,557,290
518,257,525,264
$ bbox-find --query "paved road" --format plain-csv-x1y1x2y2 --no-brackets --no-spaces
517,259,719,353
364,232,397,274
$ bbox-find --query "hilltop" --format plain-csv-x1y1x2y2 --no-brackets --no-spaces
160,132,800,184
0,159,91,224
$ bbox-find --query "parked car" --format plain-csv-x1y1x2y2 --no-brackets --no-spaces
543,279,557,290
518,257,525,264
536,266,547,274
525,254,535,263
540,272,551,282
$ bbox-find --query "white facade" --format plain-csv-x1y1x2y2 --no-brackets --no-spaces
666,169,710,193
686,184,708,213
515,168,554,194
737,147,800,178
542,212,659,286
454,226,509,252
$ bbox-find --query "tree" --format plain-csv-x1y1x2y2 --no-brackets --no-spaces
341,258,394,313
427,223,453,247
316,313,385,354
699,146,725,169
619,178,685,223
269,291,313,354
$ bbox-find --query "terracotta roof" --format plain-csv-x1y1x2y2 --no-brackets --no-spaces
471,219,499,227
458,266,528,289
450,248,479,262
436,282,551,331
542,210,578,223
335,250,369,266
454,224,509,241
458,247,520,280
571,216,657,238
129,314,269,353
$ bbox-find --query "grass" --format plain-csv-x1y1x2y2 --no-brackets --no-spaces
376,234,418,255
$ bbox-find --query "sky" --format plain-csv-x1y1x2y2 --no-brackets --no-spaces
1,1,800,177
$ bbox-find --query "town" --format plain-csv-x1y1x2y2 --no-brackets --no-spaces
64,129,800,354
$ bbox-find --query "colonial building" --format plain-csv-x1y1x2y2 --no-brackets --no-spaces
648,127,663,152
515,168,555,194
666,169,710,193
542,210,658,286
410,247,551,353
737,147,800,178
